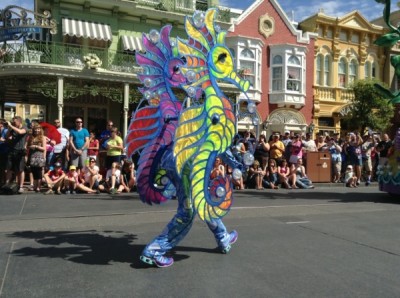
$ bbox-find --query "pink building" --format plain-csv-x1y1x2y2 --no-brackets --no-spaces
226,0,316,136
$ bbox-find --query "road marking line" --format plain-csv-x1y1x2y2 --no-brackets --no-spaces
286,221,310,224
0,242,15,296
232,203,348,210
19,195,28,216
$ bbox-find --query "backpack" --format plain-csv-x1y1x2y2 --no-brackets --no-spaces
0,183,20,195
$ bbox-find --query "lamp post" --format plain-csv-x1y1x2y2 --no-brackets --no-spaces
308,122,315,136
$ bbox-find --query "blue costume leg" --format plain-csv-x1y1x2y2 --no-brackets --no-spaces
206,219,238,253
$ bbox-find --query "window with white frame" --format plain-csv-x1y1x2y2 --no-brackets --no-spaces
272,55,283,91
287,55,301,91
316,54,322,85
239,48,256,88
349,59,358,84
324,55,331,86
365,61,371,79
338,58,347,88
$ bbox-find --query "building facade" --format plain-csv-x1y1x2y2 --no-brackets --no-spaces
299,10,385,135
226,0,316,136
0,0,241,136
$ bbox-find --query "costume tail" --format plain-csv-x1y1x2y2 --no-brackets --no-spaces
191,147,232,223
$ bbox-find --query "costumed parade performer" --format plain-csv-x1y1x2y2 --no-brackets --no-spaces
125,9,258,267
373,0,400,196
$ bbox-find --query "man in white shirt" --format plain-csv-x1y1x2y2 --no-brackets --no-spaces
51,119,70,169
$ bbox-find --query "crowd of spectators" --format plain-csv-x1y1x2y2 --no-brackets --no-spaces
226,129,394,190
0,116,136,195
0,115,395,193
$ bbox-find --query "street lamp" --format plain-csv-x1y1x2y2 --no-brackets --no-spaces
308,122,315,134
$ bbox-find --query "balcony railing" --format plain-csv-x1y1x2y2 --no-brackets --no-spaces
0,41,142,74
136,0,231,22
314,86,355,102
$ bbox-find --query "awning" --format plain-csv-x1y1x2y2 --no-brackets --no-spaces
62,18,112,41
121,36,144,52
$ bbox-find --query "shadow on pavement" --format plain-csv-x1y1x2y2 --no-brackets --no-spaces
7,230,218,269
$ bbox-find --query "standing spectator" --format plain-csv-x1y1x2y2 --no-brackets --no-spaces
347,132,363,185
231,134,246,164
52,119,70,169
376,133,392,167
243,131,255,154
27,124,46,192
88,131,99,161
268,133,285,165
69,117,89,174
316,134,328,152
254,134,270,168
0,119,9,186
44,162,66,194
100,120,113,150
302,132,317,168
328,137,342,183
106,127,124,170
282,131,292,162
289,134,303,165
5,116,28,193
361,134,376,186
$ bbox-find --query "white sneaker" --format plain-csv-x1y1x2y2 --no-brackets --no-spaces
18,188,25,194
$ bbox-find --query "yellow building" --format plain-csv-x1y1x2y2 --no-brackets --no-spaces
299,10,385,135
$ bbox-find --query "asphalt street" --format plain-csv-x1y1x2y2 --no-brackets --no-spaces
0,184,399,298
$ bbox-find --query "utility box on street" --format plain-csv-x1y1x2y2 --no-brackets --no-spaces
306,152,331,183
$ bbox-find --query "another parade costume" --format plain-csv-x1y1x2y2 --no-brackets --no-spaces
125,9,257,267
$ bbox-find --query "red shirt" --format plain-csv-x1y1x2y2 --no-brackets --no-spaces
47,169,64,181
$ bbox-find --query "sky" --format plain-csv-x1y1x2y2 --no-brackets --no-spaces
1,0,399,23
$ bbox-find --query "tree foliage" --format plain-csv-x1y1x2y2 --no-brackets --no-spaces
343,79,394,133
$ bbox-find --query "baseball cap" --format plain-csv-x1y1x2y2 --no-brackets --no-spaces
347,165,353,170
273,132,280,136
54,162,62,167
69,165,76,170
284,131,290,135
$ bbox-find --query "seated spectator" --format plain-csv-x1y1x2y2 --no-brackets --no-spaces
81,157,102,190
247,160,265,190
265,159,279,189
210,157,225,179
344,165,358,188
121,160,136,192
290,158,314,189
99,162,124,194
64,165,98,194
278,159,296,189
226,164,244,190
44,162,66,195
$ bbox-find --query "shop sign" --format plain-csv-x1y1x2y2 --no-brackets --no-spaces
0,5,56,41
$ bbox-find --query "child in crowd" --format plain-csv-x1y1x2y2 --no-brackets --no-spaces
88,131,99,161
64,165,98,194
44,162,66,195
98,162,124,194
345,165,358,188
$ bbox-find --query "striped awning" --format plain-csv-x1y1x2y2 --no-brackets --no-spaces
121,36,144,52
62,18,112,41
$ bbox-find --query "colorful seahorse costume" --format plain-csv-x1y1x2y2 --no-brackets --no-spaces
126,9,253,267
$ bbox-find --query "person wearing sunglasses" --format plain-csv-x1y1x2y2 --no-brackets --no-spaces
68,118,89,175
